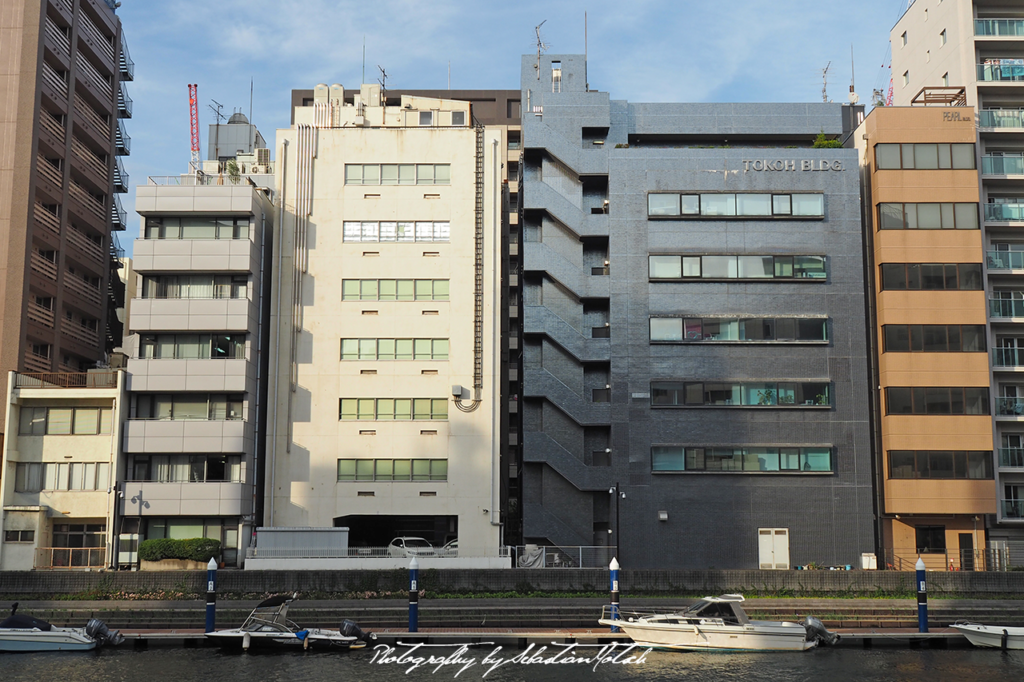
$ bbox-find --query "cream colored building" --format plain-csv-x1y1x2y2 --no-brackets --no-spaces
265,84,507,564
0,369,126,571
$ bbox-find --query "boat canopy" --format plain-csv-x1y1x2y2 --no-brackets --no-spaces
680,598,750,625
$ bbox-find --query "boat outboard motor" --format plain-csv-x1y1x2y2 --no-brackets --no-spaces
803,616,840,646
86,619,125,647
340,619,377,643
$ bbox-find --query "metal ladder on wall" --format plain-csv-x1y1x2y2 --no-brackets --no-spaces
472,127,485,395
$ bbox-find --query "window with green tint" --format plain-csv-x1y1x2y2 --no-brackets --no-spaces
341,280,449,301
433,339,449,359
395,399,412,420
379,280,397,300
394,459,412,480
649,255,827,281
412,459,431,480
341,338,450,360
338,460,357,480
375,459,394,479
396,280,414,300
434,280,449,300
357,399,375,420
432,399,448,419
355,460,374,481
651,445,833,473
360,280,378,300
338,397,447,420
792,194,824,216
376,399,395,420
431,460,448,480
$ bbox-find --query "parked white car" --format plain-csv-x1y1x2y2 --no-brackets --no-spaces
387,537,435,558
441,539,459,557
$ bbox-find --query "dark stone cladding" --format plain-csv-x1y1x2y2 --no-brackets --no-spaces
518,54,874,569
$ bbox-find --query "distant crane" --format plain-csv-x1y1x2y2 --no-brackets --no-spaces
188,84,200,173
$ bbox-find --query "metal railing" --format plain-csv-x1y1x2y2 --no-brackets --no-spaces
983,154,1024,175
78,11,115,63
36,155,62,188
993,347,1024,367
113,156,128,193
987,251,1024,270
74,93,109,137
245,546,512,560
1003,499,1024,518
119,36,134,81
111,193,126,229
1000,448,1024,468
998,397,1024,415
147,174,272,187
71,135,108,182
39,110,65,143
980,110,1024,128
14,371,117,388
44,17,70,56
880,547,1009,572
118,82,132,118
36,547,106,569
514,545,616,568
65,273,103,306
34,204,60,236
986,203,1024,222
69,180,105,220
76,53,112,100
989,297,1024,318
30,250,57,281
115,120,130,155
28,303,55,328
42,62,67,99
978,62,1024,82
61,321,99,347
976,19,1024,36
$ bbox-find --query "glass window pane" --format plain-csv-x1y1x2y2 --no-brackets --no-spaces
940,203,955,229
396,339,413,359
702,255,736,278
680,195,700,215
917,203,942,228
958,263,982,290
797,318,827,341
433,339,449,359
954,203,979,229
412,459,430,480
433,280,449,300
434,165,450,184
880,203,904,229
803,449,832,472
345,165,363,184
650,318,683,341
73,408,98,435
876,144,902,169
416,164,434,184
415,280,432,300
794,256,826,279
396,222,415,242
413,399,431,420
922,325,948,351
737,256,774,278
379,280,397,300
962,326,985,352
358,339,376,359
415,222,433,241
378,338,396,360
361,222,379,241
884,325,910,352
342,280,360,300
914,144,939,169
652,446,684,472
700,194,736,216
792,194,824,216
682,256,701,277
648,194,679,216
920,263,945,289
430,460,448,480
901,143,915,169
774,256,794,277
378,221,397,241
772,195,792,215
355,460,374,481
951,144,975,169
363,164,379,184
398,164,415,184
375,459,394,480
380,164,398,185
881,264,906,290
360,280,378,300
432,399,448,419
414,339,432,359
434,222,450,241
47,408,72,434
394,399,412,420
736,194,771,216
938,143,952,169
649,255,681,279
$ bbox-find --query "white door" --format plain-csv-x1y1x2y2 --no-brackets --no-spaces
758,528,790,569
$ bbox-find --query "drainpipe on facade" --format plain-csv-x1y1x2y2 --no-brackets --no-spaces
267,138,288,527
491,136,501,529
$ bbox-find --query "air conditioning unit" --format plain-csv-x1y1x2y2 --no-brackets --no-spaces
255,148,270,166
250,165,265,174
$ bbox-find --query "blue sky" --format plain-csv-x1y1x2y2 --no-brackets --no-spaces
116,0,906,251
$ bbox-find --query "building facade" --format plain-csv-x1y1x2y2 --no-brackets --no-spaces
0,0,131,440
893,0,1024,551
856,103,996,571
0,369,126,570
266,84,510,562
519,55,876,569
122,175,274,567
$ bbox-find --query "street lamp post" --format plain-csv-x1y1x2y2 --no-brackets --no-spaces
609,482,625,562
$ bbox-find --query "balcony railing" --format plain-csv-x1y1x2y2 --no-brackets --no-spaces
39,110,65,143
74,93,109,138
23,352,51,374
980,110,1024,128
990,297,1024,318
113,157,128,193
42,62,67,99
35,155,63,188
879,547,1008,572
119,36,134,81
35,547,106,569
976,19,1024,36
978,61,1024,82
14,371,117,388
69,181,105,220
115,120,130,155
34,203,60,236
62,321,99,347
44,17,70,56
986,203,1024,222
997,397,1024,415
65,274,103,306
30,251,57,281
75,53,112,101
111,194,126,230
78,11,116,63
67,224,105,264
117,82,132,119
1003,499,1024,518
71,136,108,183
983,154,1024,175
27,302,55,328
1000,448,1024,468
994,347,1024,367
988,250,1024,270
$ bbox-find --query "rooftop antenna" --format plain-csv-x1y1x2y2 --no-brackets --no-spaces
362,35,366,84
534,20,548,80
849,45,859,104
584,11,588,91
208,99,225,167
377,65,388,105
448,61,451,92
249,77,254,154
821,61,831,103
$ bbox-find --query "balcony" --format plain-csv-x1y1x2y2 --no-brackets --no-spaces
23,351,51,373
44,17,70,59
111,194,126,230
41,62,68,102
30,251,57,281
77,9,115,68
75,53,112,102
67,224,105,265
64,273,103,307
68,181,105,223
119,36,134,81
119,482,248,517
1002,499,1024,519
987,251,1024,271
113,157,128,193
13,371,117,388
115,120,130,155
62,320,99,348
994,347,1024,368
38,111,66,151
71,135,108,187
35,547,105,569
35,155,63,193
1000,448,1024,468
122,419,249,454
34,204,60,238
976,20,1024,36
977,62,1024,82
27,302,55,328
980,110,1024,129
73,93,110,145
989,297,1024,318
117,82,132,119
982,154,1024,176
997,397,1024,416
985,203,1024,223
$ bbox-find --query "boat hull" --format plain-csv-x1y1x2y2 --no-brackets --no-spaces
205,629,366,650
953,625,1024,650
0,628,97,652
598,619,815,652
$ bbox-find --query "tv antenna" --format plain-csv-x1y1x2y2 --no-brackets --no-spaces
821,61,831,103
377,65,388,104
534,20,549,79
208,99,225,166
849,45,859,104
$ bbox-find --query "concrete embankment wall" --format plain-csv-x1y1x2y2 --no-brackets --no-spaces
2,569,1024,597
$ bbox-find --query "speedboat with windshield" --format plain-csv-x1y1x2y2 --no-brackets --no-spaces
0,603,123,652
598,594,838,652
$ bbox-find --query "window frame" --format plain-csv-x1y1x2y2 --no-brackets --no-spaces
651,381,832,408
652,445,834,474
648,254,827,282
649,316,829,344
647,192,825,220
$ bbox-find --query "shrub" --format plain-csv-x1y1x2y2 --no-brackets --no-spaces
812,132,843,149
139,538,221,563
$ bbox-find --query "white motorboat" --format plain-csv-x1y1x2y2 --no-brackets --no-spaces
0,603,123,653
205,594,375,651
598,594,839,652
952,623,1024,650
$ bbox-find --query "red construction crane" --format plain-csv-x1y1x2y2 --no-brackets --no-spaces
188,84,201,172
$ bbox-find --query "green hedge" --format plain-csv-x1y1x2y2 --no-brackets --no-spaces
138,538,221,563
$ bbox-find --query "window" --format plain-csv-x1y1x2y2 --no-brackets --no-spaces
878,202,978,229
901,31,908,47
889,451,993,479
341,279,449,301
419,111,433,126
916,526,945,553
338,458,447,481
344,164,450,186
451,111,466,126
140,275,247,299
651,381,831,407
647,193,824,219
133,394,244,420
18,407,112,435
138,334,245,359
648,255,826,280
343,221,449,243
650,317,828,343
903,71,910,87
885,387,990,415
339,398,449,421
875,144,976,170
15,462,110,491
341,338,449,360
940,29,946,46
942,72,949,87
128,455,241,482
52,523,105,549
880,263,982,290
4,530,34,543
883,325,985,352
144,217,249,240
652,446,832,473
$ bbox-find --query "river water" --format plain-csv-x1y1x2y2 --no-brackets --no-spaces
3,644,1024,682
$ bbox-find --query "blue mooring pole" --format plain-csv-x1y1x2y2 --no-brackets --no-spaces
916,557,928,633
205,557,218,633
609,557,620,633
409,557,419,633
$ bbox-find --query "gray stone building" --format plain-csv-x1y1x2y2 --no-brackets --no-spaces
519,55,875,569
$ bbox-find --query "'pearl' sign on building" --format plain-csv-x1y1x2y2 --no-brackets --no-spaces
743,160,844,171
